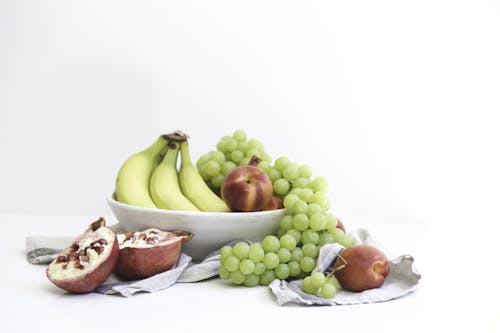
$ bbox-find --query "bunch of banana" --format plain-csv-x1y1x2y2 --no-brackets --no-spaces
114,131,229,212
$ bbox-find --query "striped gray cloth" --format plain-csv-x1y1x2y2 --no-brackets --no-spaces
26,227,420,303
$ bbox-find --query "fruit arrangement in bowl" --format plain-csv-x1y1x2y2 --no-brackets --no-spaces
108,130,287,260
48,129,392,299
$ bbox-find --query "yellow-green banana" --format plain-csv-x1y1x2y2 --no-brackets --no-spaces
178,140,230,212
149,142,200,211
114,136,168,208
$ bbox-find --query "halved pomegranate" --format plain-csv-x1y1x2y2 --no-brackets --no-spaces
114,228,192,280
46,217,119,293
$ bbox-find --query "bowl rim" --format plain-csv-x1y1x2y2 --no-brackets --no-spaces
107,194,286,217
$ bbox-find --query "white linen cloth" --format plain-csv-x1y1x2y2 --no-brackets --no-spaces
26,226,420,304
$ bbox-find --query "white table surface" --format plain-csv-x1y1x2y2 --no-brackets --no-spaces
0,215,496,333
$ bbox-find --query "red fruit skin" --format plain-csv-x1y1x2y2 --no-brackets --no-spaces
263,195,284,211
114,230,192,280
115,241,181,280
46,234,119,294
221,165,273,212
333,245,390,292
336,219,346,232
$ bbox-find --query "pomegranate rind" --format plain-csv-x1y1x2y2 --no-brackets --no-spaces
46,223,119,294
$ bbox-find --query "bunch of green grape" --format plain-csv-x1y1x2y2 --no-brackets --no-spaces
205,130,355,298
196,130,271,191
302,271,340,298
261,155,355,249
218,235,305,287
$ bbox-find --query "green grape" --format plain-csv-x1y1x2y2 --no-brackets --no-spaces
301,230,319,245
291,247,303,261
230,150,244,163
233,129,247,142
273,178,290,195
277,248,291,263
274,156,290,171
254,262,266,275
283,194,300,210
330,228,346,243
262,235,280,253
237,141,250,154
261,153,272,162
216,140,227,152
279,215,293,231
223,255,240,272
325,213,338,231
225,138,238,151
292,213,309,231
320,283,336,298
318,231,335,246
239,259,255,275
282,163,299,182
299,257,316,273
292,177,310,189
221,161,236,175
279,234,297,251
258,160,272,172
263,252,280,269
286,229,302,243
246,148,261,159
288,188,303,196
310,191,331,210
299,164,313,178
342,234,356,247
302,243,319,258
277,228,286,238
220,245,233,259
293,200,308,214
205,160,221,177
248,243,265,263
310,176,329,192
243,274,260,287
301,276,318,295
197,153,210,168
210,150,226,165
267,168,282,182
310,272,327,289
232,242,250,260
210,174,225,188
218,265,231,280
230,271,246,284
239,156,251,166
259,270,276,286
309,213,326,231
299,188,314,202
326,276,340,289
288,261,301,277
248,138,263,149
198,164,210,181
307,203,323,218
274,263,290,280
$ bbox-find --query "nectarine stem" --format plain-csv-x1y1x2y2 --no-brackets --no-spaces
249,155,261,166
333,253,348,273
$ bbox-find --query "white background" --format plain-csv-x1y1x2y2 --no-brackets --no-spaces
1,0,499,331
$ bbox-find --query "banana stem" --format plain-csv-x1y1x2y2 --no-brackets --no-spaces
163,131,189,143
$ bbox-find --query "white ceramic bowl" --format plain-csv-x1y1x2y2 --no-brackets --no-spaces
107,195,285,261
